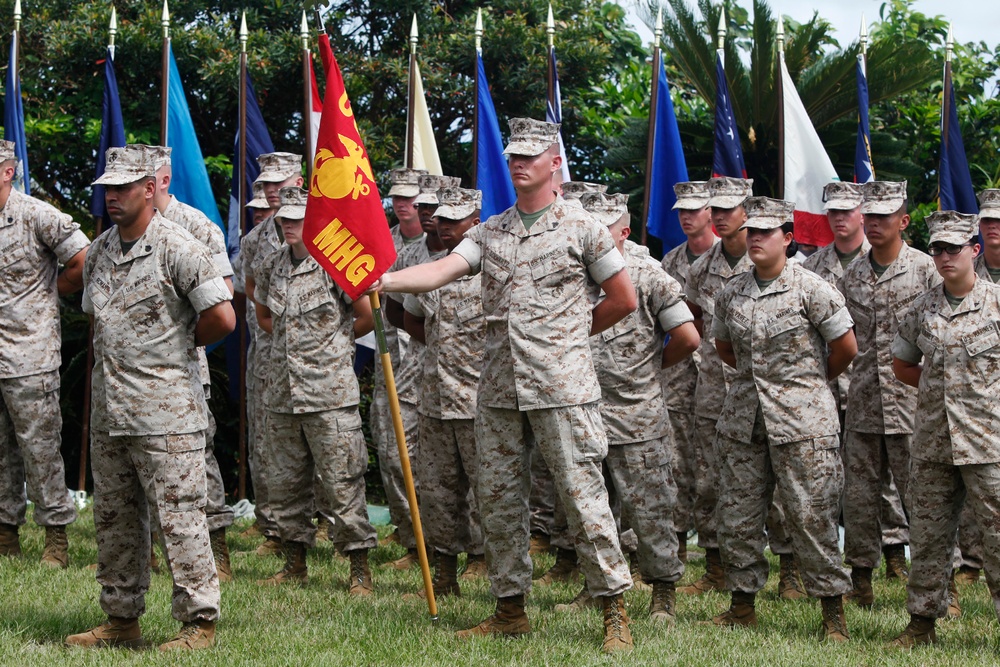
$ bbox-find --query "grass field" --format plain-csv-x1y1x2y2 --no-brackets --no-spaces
1,508,996,666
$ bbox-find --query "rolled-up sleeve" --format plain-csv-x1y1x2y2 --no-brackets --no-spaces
891,333,923,364
817,306,854,342
658,301,694,332
588,247,626,284
188,276,232,313
452,237,482,275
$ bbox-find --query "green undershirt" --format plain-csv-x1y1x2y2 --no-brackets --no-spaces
120,239,138,256
987,266,1000,284
836,244,863,270
944,289,966,310
722,245,745,270
518,204,552,231
686,246,700,265
869,253,889,278
755,275,777,291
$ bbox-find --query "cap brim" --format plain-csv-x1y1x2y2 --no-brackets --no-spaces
503,140,549,157
823,197,862,211
388,185,420,197
247,198,269,209
92,171,149,186
861,199,904,215
435,203,476,220
254,170,299,184
709,195,747,209
740,218,784,231
673,196,710,210
928,231,972,246
413,193,439,206
276,205,306,220
978,207,1000,221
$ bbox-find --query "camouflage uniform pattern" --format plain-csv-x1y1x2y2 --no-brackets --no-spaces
590,240,692,581
713,262,854,596
975,253,1000,283
684,241,753,549
0,189,87,527
839,244,940,567
452,197,631,598
660,238,717,533
83,212,229,622
256,249,376,551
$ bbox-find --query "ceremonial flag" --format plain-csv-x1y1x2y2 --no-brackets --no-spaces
854,57,875,183
91,48,127,225
780,57,837,246
939,67,977,213
4,33,29,194
545,48,571,184
476,53,515,220
408,61,443,175
227,74,274,259
304,50,396,299
646,60,688,249
712,53,745,178
166,45,224,232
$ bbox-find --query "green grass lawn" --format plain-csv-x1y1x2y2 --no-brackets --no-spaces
1,508,996,666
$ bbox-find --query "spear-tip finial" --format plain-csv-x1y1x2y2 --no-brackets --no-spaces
410,13,418,53
776,14,785,53
859,13,868,56
13,0,21,30
475,8,483,53
162,0,170,37
946,22,954,63
654,5,663,42
109,5,118,57
547,3,555,48
717,7,726,50
300,9,309,49
239,11,248,48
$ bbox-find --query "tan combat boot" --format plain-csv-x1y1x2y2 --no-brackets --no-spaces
710,591,758,627
845,566,874,608
65,616,143,649
954,565,981,586
456,595,530,638
210,528,232,582
629,553,651,592
238,521,262,539
554,587,600,612
460,553,488,580
315,515,331,543
678,547,725,595
889,614,937,648
388,548,419,570
379,529,401,547
0,524,21,558
40,525,69,569
947,575,961,618
347,548,374,596
158,620,216,651
528,532,551,556
820,595,850,642
600,594,633,654
255,536,283,557
677,531,688,563
649,580,677,626
778,554,807,600
534,548,580,585
883,544,909,581
259,541,308,586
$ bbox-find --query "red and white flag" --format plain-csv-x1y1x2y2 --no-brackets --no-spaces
781,57,838,247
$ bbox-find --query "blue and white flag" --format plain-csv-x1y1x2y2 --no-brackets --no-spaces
476,53,515,220
712,53,745,178
545,48,571,184
91,48,127,225
939,67,977,213
4,33,29,194
227,73,274,260
646,59,688,250
854,56,875,183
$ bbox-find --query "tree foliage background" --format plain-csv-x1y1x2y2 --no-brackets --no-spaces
1,0,997,494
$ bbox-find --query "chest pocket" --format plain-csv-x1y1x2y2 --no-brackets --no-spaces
482,252,512,314
964,325,1000,385
916,331,940,360
530,252,574,301
0,232,27,270
125,281,171,343
601,313,641,372
456,300,483,325
766,313,806,339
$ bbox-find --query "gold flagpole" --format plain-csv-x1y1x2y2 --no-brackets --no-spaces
641,6,663,247
405,14,418,169
160,0,170,145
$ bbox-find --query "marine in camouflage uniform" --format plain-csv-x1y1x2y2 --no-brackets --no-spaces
401,186,486,595
803,181,910,578
838,181,940,605
889,211,1000,647
0,140,87,566
254,187,377,593
711,197,855,640
68,145,235,650
376,119,637,653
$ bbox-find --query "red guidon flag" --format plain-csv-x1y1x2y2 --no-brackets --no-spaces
304,52,396,299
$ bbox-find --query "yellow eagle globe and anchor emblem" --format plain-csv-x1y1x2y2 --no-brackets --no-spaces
309,92,375,201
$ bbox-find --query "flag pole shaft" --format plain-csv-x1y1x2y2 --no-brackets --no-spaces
777,56,784,200
369,292,437,618
302,17,313,183
237,27,249,500
405,53,416,169
641,46,661,247
160,34,169,143
472,11,483,188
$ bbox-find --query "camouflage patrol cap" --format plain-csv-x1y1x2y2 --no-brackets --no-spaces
92,145,157,186
672,181,710,210
561,181,608,202
247,181,269,209
504,118,560,157
861,180,907,215
144,145,172,170
977,189,1000,220
822,181,863,211
0,140,16,162
434,186,482,221
707,176,754,209
581,192,630,227
275,186,308,221
926,210,978,246
740,196,795,231
414,175,462,206
387,168,428,197
255,152,303,184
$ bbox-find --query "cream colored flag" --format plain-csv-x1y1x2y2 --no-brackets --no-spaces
408,62,443,175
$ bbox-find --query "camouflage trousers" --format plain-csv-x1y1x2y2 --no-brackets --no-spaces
91,430,219,623
0,370,77,527
553,462,637,554
907,458,1000,622
417,415,483,557
716,414,851,597
247,369,278,537
957,504,983,569
603,437,683,582
203,401,233,532
267,407,376,551
843,431,912,568
370,387,417,549
528,445,555,537
476,403,631,599
666,409,696,535
692,416,721,549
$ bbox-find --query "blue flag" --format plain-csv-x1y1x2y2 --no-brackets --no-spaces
939,69,977,213
854,58,874,183
167,45,224,232
646,60,689,250
4,33,29,194
91,48,127,225
712,54,745,178
476,53,515,220
227,73,274,261
545,49,571,183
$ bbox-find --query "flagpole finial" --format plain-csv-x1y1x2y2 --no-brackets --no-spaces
946,23,954,63
300,10,309,48
162,0,170,38
860,14,868,56
410,14,418,54
654,5,663,43
475,8,483,54
776,15,785,53
240,11,248,51
13,0,21,31
109,5,118,57
547,4,555,49
717,8,726,50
